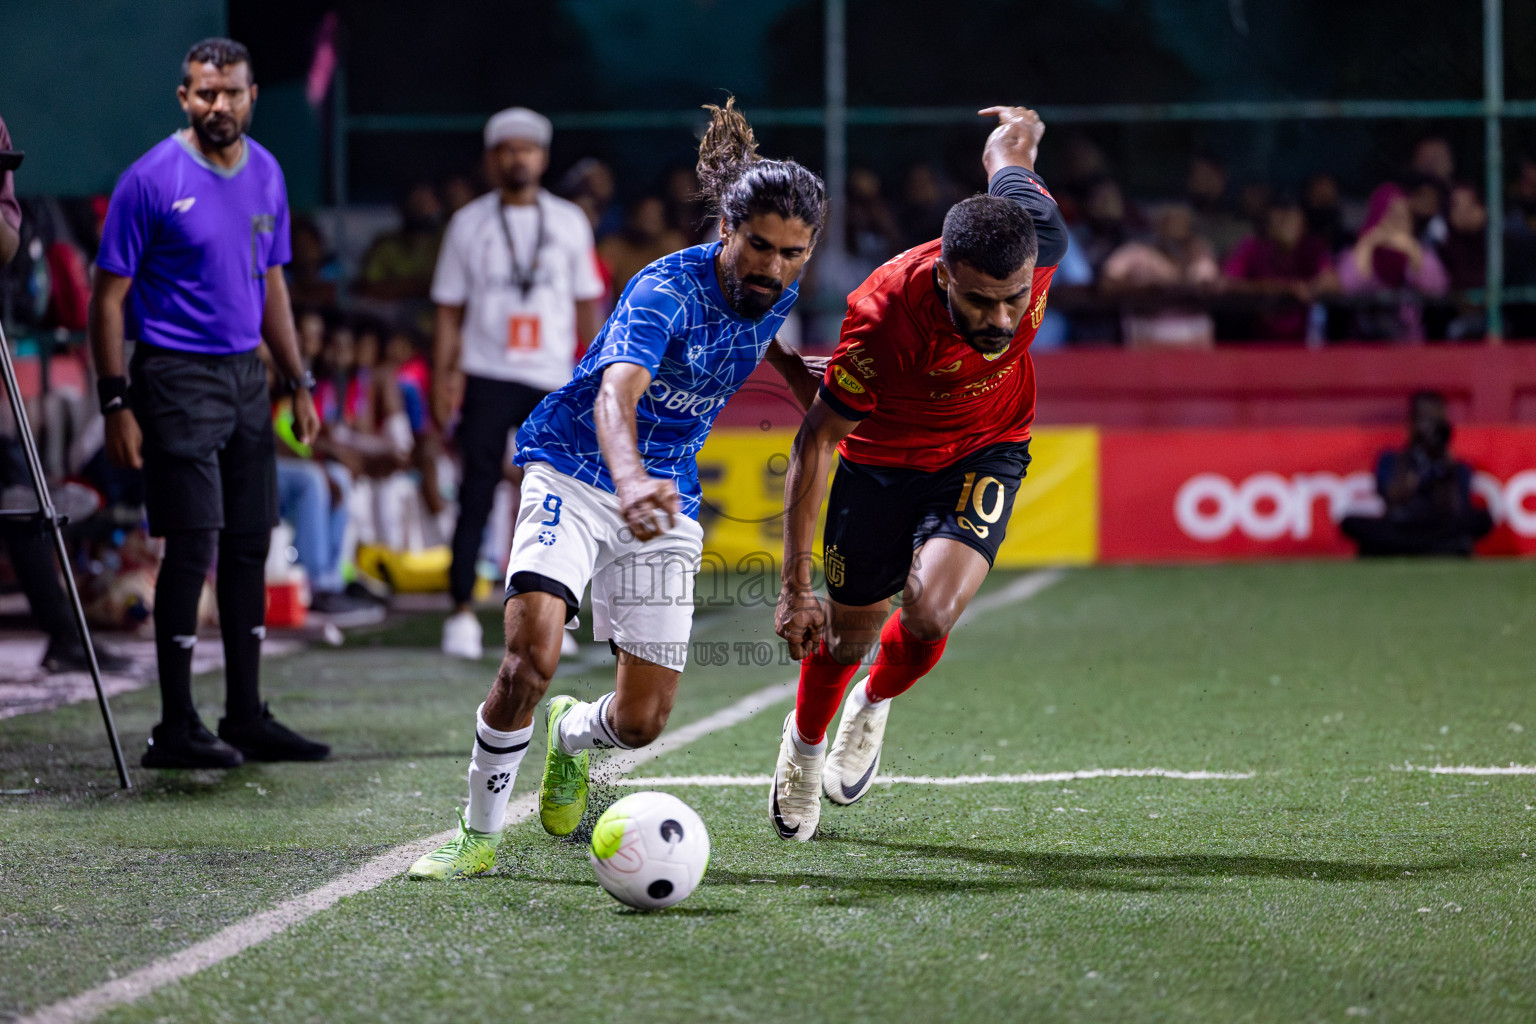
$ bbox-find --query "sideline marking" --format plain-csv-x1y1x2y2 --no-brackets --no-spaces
619,768,1255,787
1397,763,1536,775
19,569,1064,1024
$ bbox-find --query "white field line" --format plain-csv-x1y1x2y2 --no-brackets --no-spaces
19,569,1064,1024
619,768,1254,787
1395,763,1536,775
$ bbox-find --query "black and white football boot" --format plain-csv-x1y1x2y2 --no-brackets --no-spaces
822,678,890,806
769,712,824,841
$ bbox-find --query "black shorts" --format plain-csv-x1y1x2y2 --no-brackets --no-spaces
821,440,1031,607
129,344,278,537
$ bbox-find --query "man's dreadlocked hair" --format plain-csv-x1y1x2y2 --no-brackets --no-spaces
697,98,826,238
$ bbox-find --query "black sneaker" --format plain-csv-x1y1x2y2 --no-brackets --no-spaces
308,590,386,626
142,719,245,769
42,636,135,675
218,703,331,762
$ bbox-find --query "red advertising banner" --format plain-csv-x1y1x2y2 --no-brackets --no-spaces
1099,426,1536,561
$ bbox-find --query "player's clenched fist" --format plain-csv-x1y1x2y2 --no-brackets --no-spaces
615,473,679,541
978,105,1045,175
775,583,826,661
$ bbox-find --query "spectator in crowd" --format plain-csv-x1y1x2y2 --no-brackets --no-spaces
286,216,339,309
661,165,710,245
91,37,327,768
442,172,478,215
597,194,686,298
1406,173,1448,248
1411,136,1456,188
1073,177,1131,276
559,157,620,239
897,163,953,249
1302,173,1355,253
432,107,603,660
1338,183,1450,341
1441,184,1487,291
1186,153,1249,261
1340,391,1492,557
1100,204,1218,347
846,167,903,265
0,113,131,674
355,182,445,300
1222,194,1337,341
1053,135,1111,224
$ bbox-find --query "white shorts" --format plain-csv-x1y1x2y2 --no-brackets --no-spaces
505,462,703,672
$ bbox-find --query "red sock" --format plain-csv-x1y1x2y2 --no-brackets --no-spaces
794,640,861,744
865,612,948,701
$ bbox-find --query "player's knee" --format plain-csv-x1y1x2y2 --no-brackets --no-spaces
899,608,953,643
825,634,871,666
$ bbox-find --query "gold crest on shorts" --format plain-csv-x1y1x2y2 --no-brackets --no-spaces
824,545,846,588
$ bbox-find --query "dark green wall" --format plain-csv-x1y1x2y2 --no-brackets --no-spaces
1,0,225,195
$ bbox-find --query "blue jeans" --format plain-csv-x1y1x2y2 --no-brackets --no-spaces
276,459,349,593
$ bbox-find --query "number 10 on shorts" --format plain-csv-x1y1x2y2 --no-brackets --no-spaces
955,472,1005,539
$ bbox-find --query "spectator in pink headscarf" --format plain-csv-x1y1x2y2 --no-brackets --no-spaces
1338,183,1449,341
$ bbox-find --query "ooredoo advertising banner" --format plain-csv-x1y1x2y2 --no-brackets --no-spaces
1099,426,1536,561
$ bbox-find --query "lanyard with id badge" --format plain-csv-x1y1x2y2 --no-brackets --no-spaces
496,199,546,355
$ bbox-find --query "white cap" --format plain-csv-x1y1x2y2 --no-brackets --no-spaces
484,107,552,150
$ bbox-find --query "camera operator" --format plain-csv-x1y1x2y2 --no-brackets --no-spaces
1341,391,1493,556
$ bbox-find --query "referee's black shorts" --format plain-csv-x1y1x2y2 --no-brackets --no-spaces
129,344,278,537
821,439,1031,608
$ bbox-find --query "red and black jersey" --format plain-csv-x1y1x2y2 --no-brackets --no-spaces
817,166,1066,471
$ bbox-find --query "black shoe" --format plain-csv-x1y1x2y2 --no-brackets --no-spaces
218,703,331,762
42,636,135,675
308,590,386,624
142,719,245,769
344,580,390,606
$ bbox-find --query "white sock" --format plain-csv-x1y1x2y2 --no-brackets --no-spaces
853,678,884,706
465,703,532,834
791,718,826,758
557,692,629,754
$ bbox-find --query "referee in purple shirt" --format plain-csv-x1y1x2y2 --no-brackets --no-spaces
89,38,328,769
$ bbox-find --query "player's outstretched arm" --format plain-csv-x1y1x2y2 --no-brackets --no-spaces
594,361,680,542
763,337,825,413
777,396,860,659
978,105,1046,176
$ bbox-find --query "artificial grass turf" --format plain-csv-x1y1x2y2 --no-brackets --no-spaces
3,561,1534,1023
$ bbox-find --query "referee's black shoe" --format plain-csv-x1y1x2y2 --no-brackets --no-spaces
218,704,331,762
142,719,245,770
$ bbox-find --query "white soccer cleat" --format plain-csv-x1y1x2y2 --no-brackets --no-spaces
823,679,890,806
769,713,824,841
441,610,483,660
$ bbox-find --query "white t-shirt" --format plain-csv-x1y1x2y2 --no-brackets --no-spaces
431,190,605,391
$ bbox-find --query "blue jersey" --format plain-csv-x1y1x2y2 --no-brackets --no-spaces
516,242,797,519
98,133,290,355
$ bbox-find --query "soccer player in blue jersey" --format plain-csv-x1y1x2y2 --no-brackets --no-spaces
410,101,825,878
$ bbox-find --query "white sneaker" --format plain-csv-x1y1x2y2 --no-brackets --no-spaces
560,630,579,657
441,611,483,660
769,713,823,841
823,678,890,806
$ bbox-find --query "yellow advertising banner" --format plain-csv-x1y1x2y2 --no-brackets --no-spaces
695,426,1099,569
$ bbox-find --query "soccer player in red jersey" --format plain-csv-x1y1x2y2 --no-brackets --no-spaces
768,106,1067,839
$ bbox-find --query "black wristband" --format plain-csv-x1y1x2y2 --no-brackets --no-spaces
284,370,317,396
97,376,129,415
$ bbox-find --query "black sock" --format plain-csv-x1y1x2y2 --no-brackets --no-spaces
155,529,217,729
216,529,269,723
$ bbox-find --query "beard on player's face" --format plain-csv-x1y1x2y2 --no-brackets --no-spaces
948,301,1015,353
190,105,250,150
721,251,784,319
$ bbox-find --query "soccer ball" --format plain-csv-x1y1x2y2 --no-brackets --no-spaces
589,791,710,910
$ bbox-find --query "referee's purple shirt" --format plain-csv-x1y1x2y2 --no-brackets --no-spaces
98,132,291,355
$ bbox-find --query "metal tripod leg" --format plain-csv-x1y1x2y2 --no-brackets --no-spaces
0,323,131,789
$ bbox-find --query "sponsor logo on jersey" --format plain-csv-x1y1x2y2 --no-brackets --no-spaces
928,363,1016,401
645,379,728,417
171,197,197,214
927,359,964,376
832,365,866,395
846,347,878,379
